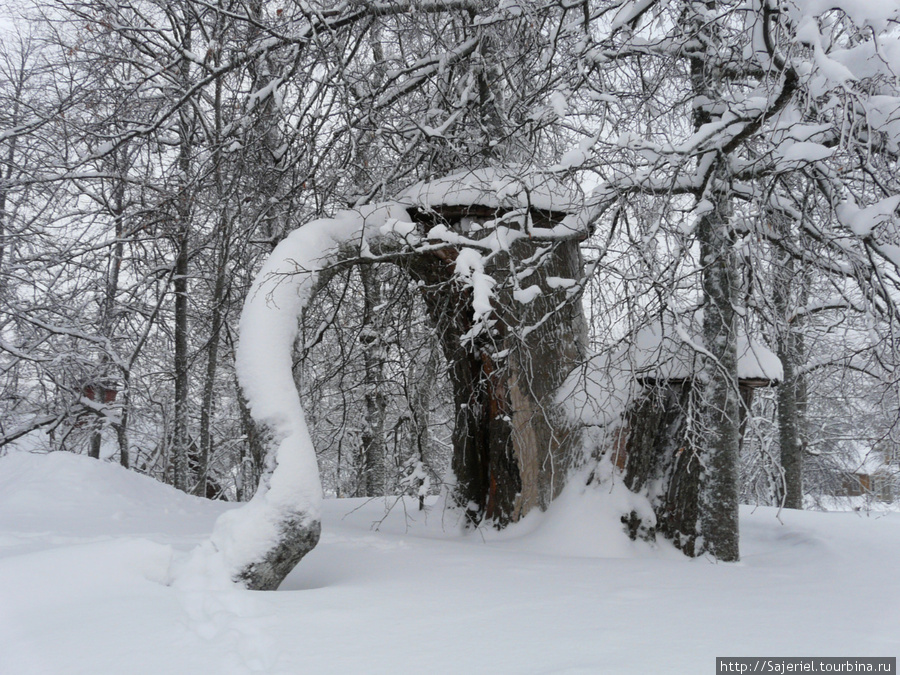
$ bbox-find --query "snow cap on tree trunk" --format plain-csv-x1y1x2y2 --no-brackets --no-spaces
399,167,582,214
559,314,782,431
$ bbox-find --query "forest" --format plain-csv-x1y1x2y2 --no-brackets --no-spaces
1,0,899,592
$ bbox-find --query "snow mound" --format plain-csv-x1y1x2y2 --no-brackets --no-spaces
0,451,225,546
488,467,682,560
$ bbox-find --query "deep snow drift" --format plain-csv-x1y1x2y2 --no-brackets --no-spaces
0,452,897,674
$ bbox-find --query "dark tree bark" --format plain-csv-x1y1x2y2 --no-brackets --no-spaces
621,382,698,551
405,206,586,525
622,379,765,555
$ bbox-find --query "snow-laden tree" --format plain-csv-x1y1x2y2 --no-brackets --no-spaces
566,0,900,560
198,166,592,589
3,0,900,590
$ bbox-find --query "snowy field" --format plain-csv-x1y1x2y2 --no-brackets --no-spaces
0,452,897,675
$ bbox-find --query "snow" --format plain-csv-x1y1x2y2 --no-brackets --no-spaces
624,319,783,382
1,451,898,674
610,0,658,32
454,246,496,336
549,90,568,118
836,196,900,238
776,141,835,164
864,96,900,152
841,443,890,476
559,319,782,432
790,0,900,33
546,275,577,289
399,167,582,214
513,284,542,304
180,202,412,588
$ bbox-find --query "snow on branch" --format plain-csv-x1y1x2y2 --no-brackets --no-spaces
172,202,413,589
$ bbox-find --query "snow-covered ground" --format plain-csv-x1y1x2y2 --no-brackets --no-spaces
0,452,897,674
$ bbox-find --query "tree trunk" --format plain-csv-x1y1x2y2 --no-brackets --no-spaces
621,35,744,560
88,429,102,459
195,232,228,497
117,372,130,469
409,338,439,510
359,264,387,497
696,198,742,562
621,382,699,551
236,383,266,501
689,10,742,562
351,29,389,498
91,168,128,463
406,213,586,526
772,217,805,509
171,20,193,492
195,50,233,498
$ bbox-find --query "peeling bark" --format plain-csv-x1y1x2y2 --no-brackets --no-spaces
405,206,586,525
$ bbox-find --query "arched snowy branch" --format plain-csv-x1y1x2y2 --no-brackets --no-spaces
173,202,412,590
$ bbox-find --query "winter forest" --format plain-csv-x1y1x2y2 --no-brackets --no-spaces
1,0,899,671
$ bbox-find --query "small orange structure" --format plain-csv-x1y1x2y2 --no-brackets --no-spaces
836,447,896,502
82,384,118,404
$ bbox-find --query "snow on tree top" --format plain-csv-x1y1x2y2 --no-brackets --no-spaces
559,318,783,431
398,167,582,214
624,320,784,384
841,442,889,476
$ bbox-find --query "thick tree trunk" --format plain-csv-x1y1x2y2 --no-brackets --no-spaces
407,214,586,526
233,517,321,591
622,378,765,555
619,33,745,561
621,382,698,551
622,33,745,558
